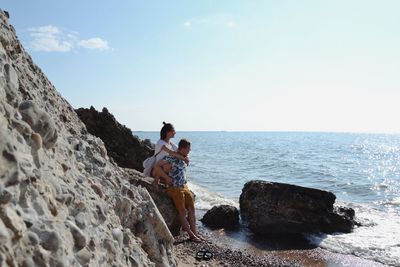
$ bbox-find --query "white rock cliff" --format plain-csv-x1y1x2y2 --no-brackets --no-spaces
0,10,176,267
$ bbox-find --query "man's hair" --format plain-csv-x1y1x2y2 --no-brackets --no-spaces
178,138,191,149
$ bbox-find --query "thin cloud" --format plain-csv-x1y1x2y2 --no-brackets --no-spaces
28,25,110,52
78,38,109,50
28,25,73,52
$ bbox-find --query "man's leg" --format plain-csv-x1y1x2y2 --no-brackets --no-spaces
168,188,201,241
185,190,206,241
177,210,200,241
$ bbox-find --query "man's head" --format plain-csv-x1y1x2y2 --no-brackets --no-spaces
178,138,191,156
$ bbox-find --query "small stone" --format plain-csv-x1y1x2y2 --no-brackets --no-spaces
32,246,49,266
76,202,86,211
0,189,12,204
18,100,58,149
30,132,42,150
0,219,10,240
21,257,35,267
27,231,40,245
0,205,26,238
123,232,131,245
75,248,91,265
40,230,60,252
65,220,86,250
103,238,117,254
61,163,69,172
75,212,87,229
90,183,103,198
88,238,96,251
112,228,123,247
95,205,106,223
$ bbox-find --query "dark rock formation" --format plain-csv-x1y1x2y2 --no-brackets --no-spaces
201,205,240,230
75,106,153,171
239,180,356,235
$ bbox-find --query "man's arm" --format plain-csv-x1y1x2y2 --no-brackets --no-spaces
154,160,173,185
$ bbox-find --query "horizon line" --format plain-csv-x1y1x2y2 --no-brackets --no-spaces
132,130,400,135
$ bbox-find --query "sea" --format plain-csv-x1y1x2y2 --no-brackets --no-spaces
134,131,400,266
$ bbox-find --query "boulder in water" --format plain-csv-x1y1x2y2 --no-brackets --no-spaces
201,205,240,230
239,180,356,235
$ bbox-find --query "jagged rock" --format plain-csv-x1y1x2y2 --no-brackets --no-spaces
126,169,181,236
201,205,239,229
18,100,58,149
0,10,176,267
65,220,87,250
75,106,153,171
239,180,356,235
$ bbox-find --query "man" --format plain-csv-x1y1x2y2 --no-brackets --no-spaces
153,138,205,242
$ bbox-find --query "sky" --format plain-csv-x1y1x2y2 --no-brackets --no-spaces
2,0,400,132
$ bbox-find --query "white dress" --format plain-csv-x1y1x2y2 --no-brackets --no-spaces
154,139,178,163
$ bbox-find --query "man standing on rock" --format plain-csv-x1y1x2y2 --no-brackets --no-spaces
154,138,205,242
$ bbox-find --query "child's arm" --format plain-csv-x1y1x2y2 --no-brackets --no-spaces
161,145,189,164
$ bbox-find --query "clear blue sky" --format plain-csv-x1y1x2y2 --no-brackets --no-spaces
2,1,400,132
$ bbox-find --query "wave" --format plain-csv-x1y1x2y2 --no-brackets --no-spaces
307,203,400,266
188,181,239,210
189,182,400,265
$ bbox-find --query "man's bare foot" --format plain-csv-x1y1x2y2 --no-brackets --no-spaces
196,233,207,241
189,235,203,243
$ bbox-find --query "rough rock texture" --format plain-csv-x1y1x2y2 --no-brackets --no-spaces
0,10,176,266
74,107,181,235
201,205,239,230
75,106,153,172
239,180,356,235
125,169,181,236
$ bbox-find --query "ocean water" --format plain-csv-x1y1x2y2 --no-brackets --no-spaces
135,131,400,266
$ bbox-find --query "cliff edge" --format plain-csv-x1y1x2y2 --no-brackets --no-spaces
0,10,176,267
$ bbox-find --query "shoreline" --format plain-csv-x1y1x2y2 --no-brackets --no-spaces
172,212,390,267
174,231,389,267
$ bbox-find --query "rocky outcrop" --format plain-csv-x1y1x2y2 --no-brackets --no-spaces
75,106,153,172
124,168,182,236
239,180,356,235
75,107,182,236
0,10,176,266
201,205,240,230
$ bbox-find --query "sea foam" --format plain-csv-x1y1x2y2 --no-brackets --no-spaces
307,203,400,266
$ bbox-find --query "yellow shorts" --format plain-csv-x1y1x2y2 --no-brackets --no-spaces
166,185,194,214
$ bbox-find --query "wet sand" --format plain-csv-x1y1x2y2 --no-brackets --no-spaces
173,212,389,267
